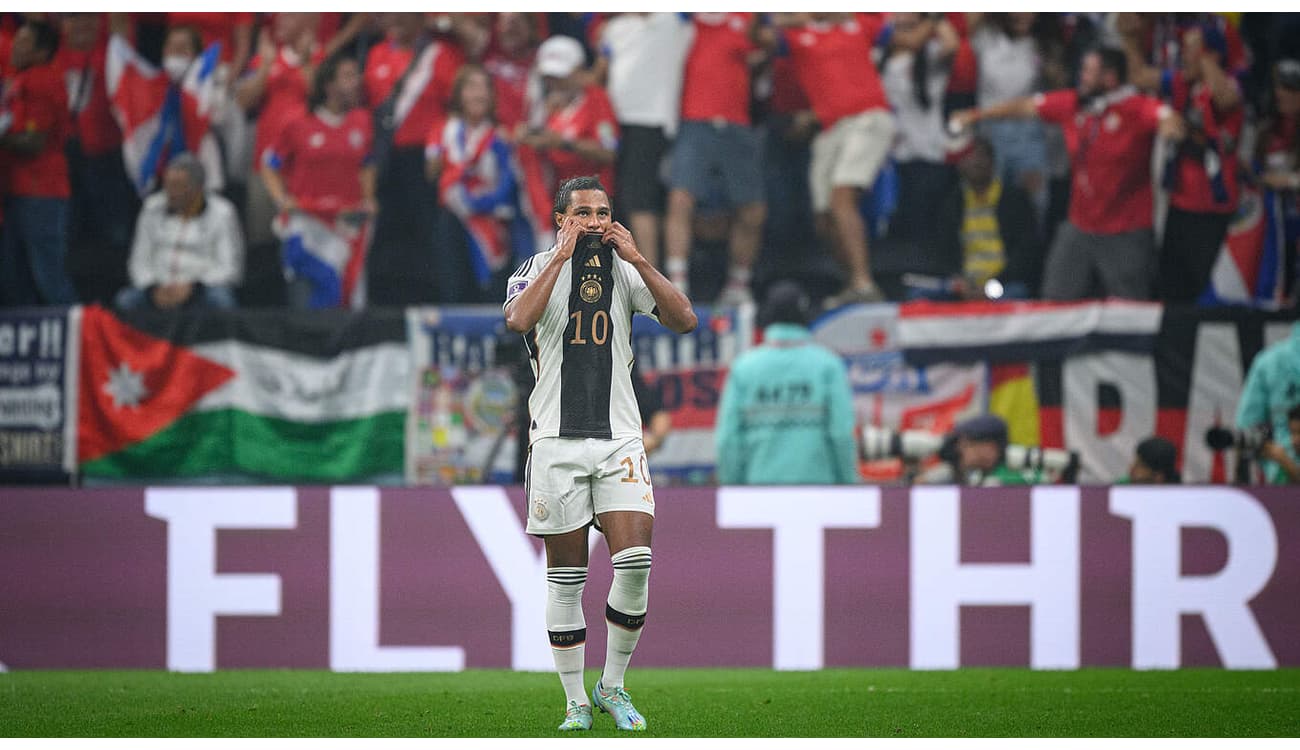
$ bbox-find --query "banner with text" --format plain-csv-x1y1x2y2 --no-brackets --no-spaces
0,307,78,483
0,485,1295,671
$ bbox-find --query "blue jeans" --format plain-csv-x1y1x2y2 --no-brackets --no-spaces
0,196,76,306
115,283,237,310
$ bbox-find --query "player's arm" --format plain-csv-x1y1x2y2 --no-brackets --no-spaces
603,222,697,334
504,216,583,333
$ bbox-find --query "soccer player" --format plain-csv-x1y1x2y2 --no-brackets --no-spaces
503,175,696,731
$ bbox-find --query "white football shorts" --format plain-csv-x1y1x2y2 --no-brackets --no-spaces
525,436,656,536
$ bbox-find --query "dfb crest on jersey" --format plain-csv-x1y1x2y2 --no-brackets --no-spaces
580,275,603,303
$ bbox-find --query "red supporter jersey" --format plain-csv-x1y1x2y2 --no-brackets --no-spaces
783,13,888,129
56,41,123,156
364,40,414,108
680,13,756,126
250,47,324,166
545,85,620,194
1166,70,1244,214
484,51,533,132
393,40,465,148
166,12,252,64
1036,88,1167,235
2,63,71,198
270,108,373,217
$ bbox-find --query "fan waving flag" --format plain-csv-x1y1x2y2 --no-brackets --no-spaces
1199,184,1288,309
105,34,222,196
273,208,371,310
434,119,531,285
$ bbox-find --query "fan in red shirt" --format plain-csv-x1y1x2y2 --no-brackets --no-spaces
260,54,376,309
483,12,539,134
363,13,420,108
237,13,325,250
954,45,1186,301
516,35,618,198
57,12,136,305
0,19,79,305
775,12,896,308
367,13,472,307
1126,23,1245,304
663,12,766,305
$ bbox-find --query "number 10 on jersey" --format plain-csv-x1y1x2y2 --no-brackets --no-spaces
569,310,610,345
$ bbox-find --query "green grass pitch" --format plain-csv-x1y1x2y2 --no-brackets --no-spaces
1,668,1296,737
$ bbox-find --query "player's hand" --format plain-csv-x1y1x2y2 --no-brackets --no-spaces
555,215,584,261
603,221,643,264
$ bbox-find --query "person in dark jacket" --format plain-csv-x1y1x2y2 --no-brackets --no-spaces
929,135,1042,300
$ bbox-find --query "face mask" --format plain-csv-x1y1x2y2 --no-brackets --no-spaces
162,55,192,82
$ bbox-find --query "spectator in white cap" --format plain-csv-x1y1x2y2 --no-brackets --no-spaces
517,35,620,196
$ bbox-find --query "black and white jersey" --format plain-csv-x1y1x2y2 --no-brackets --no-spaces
505,240,660,443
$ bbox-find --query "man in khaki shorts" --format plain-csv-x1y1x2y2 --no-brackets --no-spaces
777,12,897,308
503,175,697,732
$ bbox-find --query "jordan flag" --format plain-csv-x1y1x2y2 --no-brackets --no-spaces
77,306,407,481
105,34,222,196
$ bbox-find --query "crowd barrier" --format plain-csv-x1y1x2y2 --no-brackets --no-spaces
0,485,1295,671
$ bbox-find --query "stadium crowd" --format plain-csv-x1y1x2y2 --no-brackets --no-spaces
1,12,1299,312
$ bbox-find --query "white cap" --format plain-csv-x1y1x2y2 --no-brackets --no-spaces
536,35,585,78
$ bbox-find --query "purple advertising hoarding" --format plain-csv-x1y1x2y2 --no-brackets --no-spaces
0,485,1296,671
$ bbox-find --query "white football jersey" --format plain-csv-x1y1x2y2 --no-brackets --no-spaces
504,240,660,443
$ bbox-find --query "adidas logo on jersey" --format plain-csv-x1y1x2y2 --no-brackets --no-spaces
585,254,602,268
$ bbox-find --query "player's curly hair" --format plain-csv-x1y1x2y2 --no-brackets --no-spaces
553,175,608,215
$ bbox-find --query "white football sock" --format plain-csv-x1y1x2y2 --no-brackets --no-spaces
603,546,651,689
546,566,589,706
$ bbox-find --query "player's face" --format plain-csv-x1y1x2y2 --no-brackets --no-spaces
556,189,612,233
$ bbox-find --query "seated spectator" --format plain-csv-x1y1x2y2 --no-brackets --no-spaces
425,64,531,303
0,18,79,307
1126,436,1181,484
261,54,375,309
928,136,1041,300
517,34,618,198
115,154,243,311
